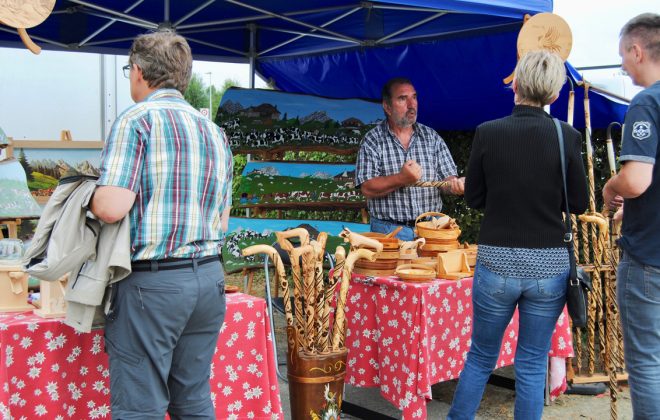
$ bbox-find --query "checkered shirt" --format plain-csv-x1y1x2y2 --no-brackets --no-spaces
355,120,457,222
98,89,233,260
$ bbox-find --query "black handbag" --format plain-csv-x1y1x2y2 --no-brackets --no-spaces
553,118,593,328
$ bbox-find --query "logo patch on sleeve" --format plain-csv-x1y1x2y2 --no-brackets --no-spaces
632,121,652,140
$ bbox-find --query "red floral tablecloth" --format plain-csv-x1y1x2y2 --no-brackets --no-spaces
344,275,573,419
0,293,283,419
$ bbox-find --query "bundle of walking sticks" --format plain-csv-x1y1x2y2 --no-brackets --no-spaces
241,227,383,356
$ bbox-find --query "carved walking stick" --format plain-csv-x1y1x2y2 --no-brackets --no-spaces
290,244,313,353
320,246,345,353
412,180,450,189
331,248,376,351
582,83,606,374
339,228,383,253
276,229,312,352
312,233,328,352
300,244,317,355
605,122,625,374
241,245,293,328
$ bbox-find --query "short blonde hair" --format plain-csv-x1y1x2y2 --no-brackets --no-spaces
514,50,566,106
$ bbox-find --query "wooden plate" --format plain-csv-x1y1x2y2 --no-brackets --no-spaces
225,285,240,293
353,266,396,276
517,13,572,61
355,259,398,268
395,264,436,282
0,0,56,29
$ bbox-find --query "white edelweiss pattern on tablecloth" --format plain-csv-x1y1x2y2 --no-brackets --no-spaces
0,293,283,419
344,275,573,420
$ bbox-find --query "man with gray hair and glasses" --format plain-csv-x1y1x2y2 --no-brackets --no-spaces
91,30,233,419
603,12,660,420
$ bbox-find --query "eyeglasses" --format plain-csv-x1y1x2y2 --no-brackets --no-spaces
122,64,131,79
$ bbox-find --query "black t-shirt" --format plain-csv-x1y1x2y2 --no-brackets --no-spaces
618,81,660,267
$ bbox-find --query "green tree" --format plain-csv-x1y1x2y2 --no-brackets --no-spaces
185,73,242,121
217,78,241,105
18,148,34,182
184,74,208,110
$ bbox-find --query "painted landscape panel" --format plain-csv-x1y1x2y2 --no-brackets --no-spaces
236,161,363,207
13,146,101,202
0,158,41,219
217,87,382,153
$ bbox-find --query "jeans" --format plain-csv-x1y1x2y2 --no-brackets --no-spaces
370,217,414,241
617,251,660,420
447,262,568,420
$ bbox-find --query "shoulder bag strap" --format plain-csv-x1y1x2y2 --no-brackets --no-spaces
553,118,579,284
553,118,571,227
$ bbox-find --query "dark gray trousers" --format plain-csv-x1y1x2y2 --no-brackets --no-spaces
104,259,226,420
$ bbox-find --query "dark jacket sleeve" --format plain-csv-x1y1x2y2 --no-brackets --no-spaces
564,124,589,215
464,127,486,210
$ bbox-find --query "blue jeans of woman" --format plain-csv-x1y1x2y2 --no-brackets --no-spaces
447,262,568,420
617,251,660,420
369,217,414,241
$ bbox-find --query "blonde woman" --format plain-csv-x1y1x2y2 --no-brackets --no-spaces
447,50,588,419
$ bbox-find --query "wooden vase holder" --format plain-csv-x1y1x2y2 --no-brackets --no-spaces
0,266,34,312
33,275,67,318
286,326,347,420
461,244,478,267
437,250,473,280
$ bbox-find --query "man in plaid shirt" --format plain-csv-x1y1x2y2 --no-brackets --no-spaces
356,77,464,240
90,31,232,419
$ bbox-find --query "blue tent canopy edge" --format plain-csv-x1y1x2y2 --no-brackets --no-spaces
0,0,626,129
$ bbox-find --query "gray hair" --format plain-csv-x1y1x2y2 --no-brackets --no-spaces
129,30,193,93
620,13,660,62
514,50,566,106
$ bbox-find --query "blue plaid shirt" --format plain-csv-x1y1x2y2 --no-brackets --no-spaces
355,120,457,222
98,89,233,261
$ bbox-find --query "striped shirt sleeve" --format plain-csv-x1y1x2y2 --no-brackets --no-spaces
98,116,144,192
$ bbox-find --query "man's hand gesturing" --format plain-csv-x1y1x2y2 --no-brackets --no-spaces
400,160,422,184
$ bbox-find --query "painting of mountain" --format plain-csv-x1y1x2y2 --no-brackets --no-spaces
12,144,102,203
236,161,362,208
217,87,382,154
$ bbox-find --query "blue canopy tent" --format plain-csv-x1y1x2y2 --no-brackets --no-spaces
0,0,626,129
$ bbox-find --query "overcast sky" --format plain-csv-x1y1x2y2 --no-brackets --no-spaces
553,0,657,68
0,0,657,140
